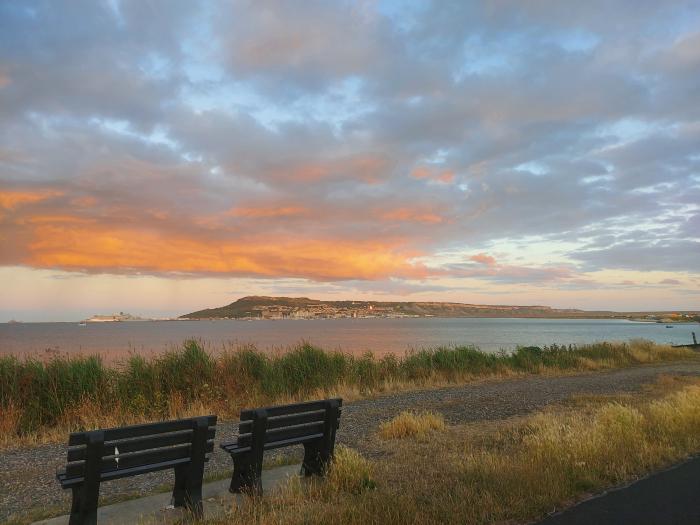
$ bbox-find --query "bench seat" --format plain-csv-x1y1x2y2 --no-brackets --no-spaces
221,432,325,455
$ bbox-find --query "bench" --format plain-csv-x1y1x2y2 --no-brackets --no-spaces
220,398,342,494
57,415,217,525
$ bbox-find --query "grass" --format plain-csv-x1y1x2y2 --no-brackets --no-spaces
209,379,700,525
378,411,446,440
0,339,695,447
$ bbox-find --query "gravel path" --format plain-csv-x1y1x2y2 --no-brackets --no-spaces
3,360,700,523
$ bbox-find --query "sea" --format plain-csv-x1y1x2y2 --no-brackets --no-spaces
1,318,698,361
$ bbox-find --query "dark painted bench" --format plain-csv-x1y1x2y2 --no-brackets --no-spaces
57,415,217,525
220,398,342,494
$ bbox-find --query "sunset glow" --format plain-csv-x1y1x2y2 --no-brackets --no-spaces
1,1,699,320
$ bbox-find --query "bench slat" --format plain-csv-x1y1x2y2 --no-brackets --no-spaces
240,399,341,419
238,409,327,434
221,431,324,455
58,457,193,487
64,440,214,479
237,421,324,447
265,433,324,450
68,415,216,446
66,427,216,461
265,421,325,443
100,457,192,482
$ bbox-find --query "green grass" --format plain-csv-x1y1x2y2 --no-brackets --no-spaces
0,339,694,444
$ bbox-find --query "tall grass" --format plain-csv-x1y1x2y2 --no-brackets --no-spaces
0,339,693,445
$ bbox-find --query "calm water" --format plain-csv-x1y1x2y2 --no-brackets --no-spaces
1,318,698,360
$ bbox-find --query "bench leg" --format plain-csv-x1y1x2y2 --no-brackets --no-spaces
172,465,204,517
230,409,267,495
185,469,204,519
172,463,203,513
171,418,207,519
301,440,329,477
172,463,188,508
302,398,340,477
68,483,99,525
229,453,263,495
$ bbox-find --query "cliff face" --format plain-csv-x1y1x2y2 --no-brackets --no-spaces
180,296,593,320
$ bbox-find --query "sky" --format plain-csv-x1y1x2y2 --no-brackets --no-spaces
1,0,699,321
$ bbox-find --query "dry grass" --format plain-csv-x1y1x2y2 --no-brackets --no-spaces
323,446,376,495
209,380,700,525
378,410,446,440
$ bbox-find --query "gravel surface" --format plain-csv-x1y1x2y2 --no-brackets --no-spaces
3,360,700,523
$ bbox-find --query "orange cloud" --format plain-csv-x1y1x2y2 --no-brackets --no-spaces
275,155,387,183
70,196,98,207
411,166,431,179
411,166,455,184
1,180,436,282
289,164,331,181
381,207,444,224
227,205,310,219
0,190,62,209
25,215,93,224
18,220,428,281
470,253,497,266
437,170,455,183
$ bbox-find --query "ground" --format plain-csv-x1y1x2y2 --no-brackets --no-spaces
2,360,700,524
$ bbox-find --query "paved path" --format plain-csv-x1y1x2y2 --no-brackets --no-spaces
33,465,299,525
3,360,700,523
537,455,700,525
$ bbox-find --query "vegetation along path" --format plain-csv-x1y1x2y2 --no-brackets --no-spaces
3,360,700,523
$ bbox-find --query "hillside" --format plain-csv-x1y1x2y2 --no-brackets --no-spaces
181,296,615,320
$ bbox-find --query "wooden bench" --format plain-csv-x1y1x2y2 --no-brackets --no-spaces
220,398,342,494
57,415,216,525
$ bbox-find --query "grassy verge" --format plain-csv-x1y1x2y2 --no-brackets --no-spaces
0,339,694,447
213,379,700,524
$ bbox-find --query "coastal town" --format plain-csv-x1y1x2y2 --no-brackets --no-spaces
210,301,418,320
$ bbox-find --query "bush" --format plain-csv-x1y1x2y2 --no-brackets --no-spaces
378,410,446,440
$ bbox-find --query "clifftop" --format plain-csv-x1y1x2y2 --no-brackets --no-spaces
180,296,590,320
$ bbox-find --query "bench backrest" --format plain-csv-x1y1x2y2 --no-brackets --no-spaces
236,399,341,449
62,416,217,482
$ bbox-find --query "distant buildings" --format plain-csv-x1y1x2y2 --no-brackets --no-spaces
250,303,417,320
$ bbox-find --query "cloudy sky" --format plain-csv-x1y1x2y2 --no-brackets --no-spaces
1,0,699,321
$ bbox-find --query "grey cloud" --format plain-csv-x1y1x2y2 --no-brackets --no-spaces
574,240,700,273
1,0,699,283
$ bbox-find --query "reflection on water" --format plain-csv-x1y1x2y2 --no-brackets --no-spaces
1,318,698,361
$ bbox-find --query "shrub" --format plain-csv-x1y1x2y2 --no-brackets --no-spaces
327,445,376,494
378,410,446,440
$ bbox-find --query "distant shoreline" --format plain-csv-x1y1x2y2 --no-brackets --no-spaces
3,316,700,324
180,295,700,324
